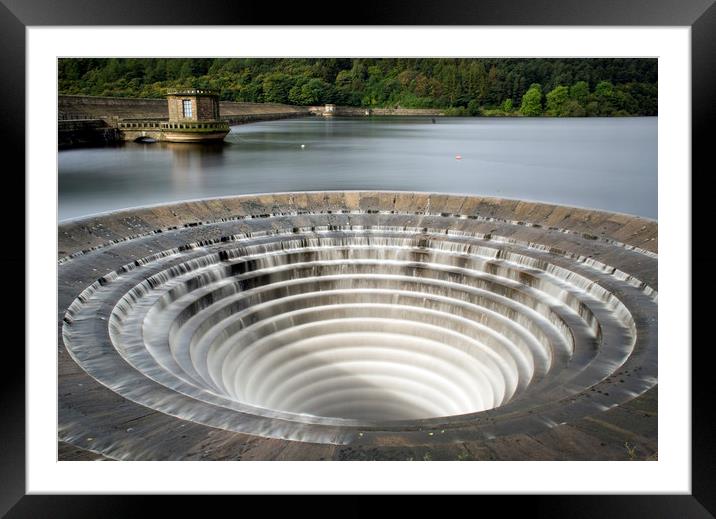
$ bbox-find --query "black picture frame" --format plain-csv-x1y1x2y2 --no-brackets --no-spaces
4,0,711,515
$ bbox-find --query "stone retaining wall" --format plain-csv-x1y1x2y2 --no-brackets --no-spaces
59,95,310,121
308,105,446,117
58,119,119,148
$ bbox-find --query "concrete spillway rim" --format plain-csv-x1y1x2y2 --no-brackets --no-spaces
58,191,657,267
58,189,657,225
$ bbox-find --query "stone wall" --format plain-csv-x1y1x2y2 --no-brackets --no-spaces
166,97,183,121
197,96,217,120
59,95,310,122
58,119,119,148
58,96,444,125
58,96,447,149
369,107,445,116
308,105,446,117
59,96,168,120
221,111,308,126
58,96,313,147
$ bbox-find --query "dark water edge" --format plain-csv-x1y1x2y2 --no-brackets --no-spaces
58,116,657,221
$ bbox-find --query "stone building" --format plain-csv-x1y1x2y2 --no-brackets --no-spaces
155,89,229,142
166,89,221,122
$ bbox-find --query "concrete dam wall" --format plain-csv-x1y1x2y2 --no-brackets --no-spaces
59,95,443,121
58,96,448,147
58,96,311,147
59,95,310,121
58,118,120,148
308,105,446,117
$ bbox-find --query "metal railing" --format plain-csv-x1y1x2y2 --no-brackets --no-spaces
117,121,164,130
58,112,94,121
165,89,218,96
160,121,229,131
117,120,229,131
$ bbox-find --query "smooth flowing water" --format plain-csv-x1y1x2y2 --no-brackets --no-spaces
60,192,658,448
63,212,657,427
58,116,657,221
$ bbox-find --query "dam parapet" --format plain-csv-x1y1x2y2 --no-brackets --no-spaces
308,104,446,117
59,95,310,121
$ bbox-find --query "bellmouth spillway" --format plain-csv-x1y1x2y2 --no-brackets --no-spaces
58,192,657,461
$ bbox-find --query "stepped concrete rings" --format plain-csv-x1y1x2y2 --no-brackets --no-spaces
58,192,657,460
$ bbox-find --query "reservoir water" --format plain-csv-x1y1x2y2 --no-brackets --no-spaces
58,116,657,221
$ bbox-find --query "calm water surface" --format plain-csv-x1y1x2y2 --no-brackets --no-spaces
59,117,657,221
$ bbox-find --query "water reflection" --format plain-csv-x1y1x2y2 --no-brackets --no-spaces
59,117,657,221
165,141,227,192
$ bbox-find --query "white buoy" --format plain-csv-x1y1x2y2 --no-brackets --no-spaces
455,154,462,160
301,144,306,149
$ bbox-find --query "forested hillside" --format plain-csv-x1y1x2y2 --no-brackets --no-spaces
59,58,657,116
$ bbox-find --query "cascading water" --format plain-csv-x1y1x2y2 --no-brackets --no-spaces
58,192,658,460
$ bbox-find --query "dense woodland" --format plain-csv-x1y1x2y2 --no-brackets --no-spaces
59,58,657,116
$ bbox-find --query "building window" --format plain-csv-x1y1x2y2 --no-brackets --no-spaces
182,99,193,118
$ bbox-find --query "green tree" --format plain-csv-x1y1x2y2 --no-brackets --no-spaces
467,99,481,115
520,83,543,116
464,61,488,102
236,82,262,103
288,78,334,105
613,85,638,114
261,72,294,103
594,80,616,115
585,101,600,117
58,58,658,116
103,58,123,82
334,69,363,105
561,99,586,117
595,80,614,98
569,81,589,105
178,61,193,80
545,85,570,116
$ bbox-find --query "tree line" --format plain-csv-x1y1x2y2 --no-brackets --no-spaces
58,58,657,116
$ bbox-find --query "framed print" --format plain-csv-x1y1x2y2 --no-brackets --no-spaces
4,0,712,514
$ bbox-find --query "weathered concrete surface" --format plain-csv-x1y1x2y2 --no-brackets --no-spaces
58,95,443,122
116,122,230,143
58,441,113,461
59,95,310,122
58,192,657,461
58,119,119,148
308,105,446,117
